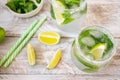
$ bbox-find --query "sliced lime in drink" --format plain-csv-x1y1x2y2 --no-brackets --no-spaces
73,51,99,69
72,43,99,69
90,43,106,60
52,0,66,25
83,68,98,73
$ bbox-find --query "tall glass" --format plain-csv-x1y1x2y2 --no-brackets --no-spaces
71,26,116,72
50,0,87,37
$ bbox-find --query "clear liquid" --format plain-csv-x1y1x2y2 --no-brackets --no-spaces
71,26,116,72
78,28,114,60
51,0,87,35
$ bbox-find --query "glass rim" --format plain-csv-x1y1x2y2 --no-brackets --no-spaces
75,26,117,64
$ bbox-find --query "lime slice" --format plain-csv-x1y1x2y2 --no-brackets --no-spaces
27,44,36,66
90,43,106,60
38,31,60,45
0,27,6,43
73,44,98,69
47,49,62,69
52,0,66,25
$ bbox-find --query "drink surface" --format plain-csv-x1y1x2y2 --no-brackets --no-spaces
51,0,87,25
72,27,116,72
50,0,87,34
78,27,114,61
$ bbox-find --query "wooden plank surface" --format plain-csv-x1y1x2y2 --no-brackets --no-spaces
0,38,120,75
0,0,120,79
0,75,120,80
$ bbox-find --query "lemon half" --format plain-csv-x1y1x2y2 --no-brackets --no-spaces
38,31,60,45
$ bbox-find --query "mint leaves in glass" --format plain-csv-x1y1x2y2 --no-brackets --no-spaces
50,0,87,36
71,26,116,72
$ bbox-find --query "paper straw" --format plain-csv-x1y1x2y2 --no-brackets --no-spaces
0,20,38,66
4,16,47,67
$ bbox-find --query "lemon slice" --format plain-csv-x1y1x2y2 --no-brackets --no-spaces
89,43,106,60
52,0,65,25
38,31,60,45
27,44,36,66
47,49,62,69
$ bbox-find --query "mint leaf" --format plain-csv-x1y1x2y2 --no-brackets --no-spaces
50,5,56,19
17,8,21,13
36,0,41,4
103,34,113,56
63,17,74,24
25,1,37,13
62,10,74,24
6,0,16,12
64,0,81,7
6,0,37,14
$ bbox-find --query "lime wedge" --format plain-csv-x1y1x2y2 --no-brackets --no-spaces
90,43,106,60
52,0,66,25
47,49,62,69
0,27,6,43
27,44,36,66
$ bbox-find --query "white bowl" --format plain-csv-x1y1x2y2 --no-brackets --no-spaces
6,0,44,18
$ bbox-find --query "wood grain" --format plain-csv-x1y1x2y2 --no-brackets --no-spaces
0,75,120,80
0,38,120,75
0,0,120,37
0,0,120,79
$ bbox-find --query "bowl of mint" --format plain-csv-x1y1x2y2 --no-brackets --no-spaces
6,0,43,18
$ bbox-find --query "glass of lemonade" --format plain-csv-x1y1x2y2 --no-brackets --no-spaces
71,26,116,72
50,0,87,37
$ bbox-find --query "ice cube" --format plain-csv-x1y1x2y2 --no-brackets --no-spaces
90,30,103,39
81,46,90,53
86,54,94,60
81,36,95,47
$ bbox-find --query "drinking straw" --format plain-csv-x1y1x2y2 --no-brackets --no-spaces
4,16,47,67
0,20,38,66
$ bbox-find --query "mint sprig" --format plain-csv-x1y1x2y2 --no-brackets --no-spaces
6,0,37,13
62,10,74,24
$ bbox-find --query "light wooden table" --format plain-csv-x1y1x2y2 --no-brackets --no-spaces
0,0,120,80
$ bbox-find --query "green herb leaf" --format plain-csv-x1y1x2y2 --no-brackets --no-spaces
62,10,74,24
64,0,81,7
17,9,21,13
50,5,56,19
6,0,37,14
103,34,114,56
63,17,74,24
6,0,16,12
25,1,37,13
36,0,41,4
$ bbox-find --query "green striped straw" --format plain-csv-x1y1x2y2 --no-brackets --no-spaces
0,20,38,66
4,16,47,67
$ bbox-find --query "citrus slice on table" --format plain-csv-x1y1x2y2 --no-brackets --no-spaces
0,27,6,43
27,44,36,66
52,0,66,25
38,31,60,45
89,43,106,60
47,49,62,69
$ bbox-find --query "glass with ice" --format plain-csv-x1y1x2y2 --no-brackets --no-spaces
71,26,116,72
50,0,87,37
